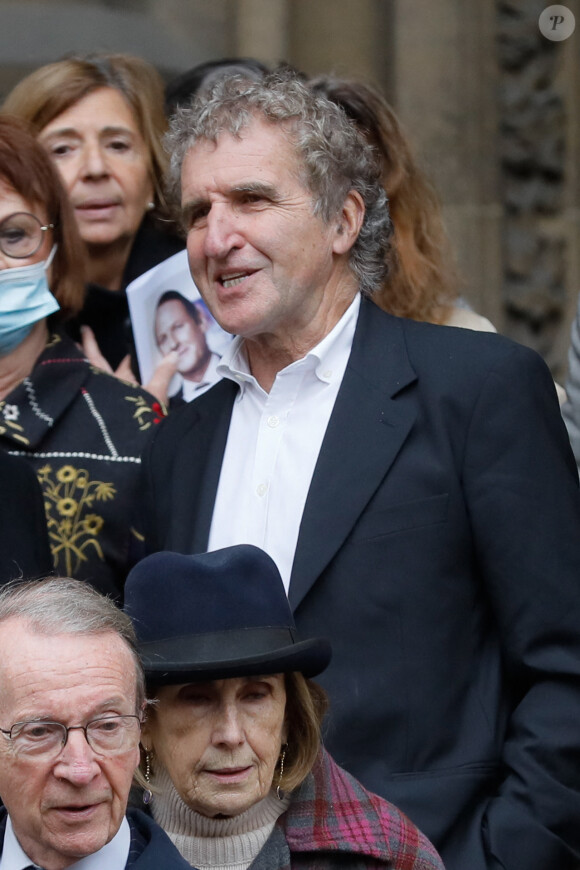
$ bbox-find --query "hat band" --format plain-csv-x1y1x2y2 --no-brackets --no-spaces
139,626,298,669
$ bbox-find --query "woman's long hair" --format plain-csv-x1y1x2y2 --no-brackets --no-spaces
310,75,461,324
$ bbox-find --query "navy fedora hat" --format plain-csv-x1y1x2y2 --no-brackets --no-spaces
124,545,331,683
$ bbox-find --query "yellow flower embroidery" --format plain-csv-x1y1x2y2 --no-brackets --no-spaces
83,514,104,536
57,497,78,517
57,465,77,483
39,464,116,577
38,464,52,482
60,519,72,536
94,481,116,500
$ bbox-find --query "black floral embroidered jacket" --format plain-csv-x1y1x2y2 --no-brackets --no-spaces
0,333,165,600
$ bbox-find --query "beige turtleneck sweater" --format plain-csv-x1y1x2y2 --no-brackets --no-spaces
150,763,290,870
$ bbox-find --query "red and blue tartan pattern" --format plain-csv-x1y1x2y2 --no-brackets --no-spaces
279,749,445,869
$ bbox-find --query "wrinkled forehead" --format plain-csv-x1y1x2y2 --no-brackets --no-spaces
0,621,138,700
186,113,301,169
44,85,141,136
180,118,308,208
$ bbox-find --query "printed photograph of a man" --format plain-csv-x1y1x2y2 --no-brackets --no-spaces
126,249,231,402
154,290,221,403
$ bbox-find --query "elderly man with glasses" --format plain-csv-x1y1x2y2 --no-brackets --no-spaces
0,576,190,870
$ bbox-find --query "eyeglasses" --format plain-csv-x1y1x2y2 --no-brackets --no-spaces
0,212,55,259
0,715,141,761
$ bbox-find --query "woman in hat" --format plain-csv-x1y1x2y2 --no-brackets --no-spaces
124,545,444,870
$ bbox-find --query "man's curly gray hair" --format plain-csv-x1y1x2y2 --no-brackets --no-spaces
165,70,392,297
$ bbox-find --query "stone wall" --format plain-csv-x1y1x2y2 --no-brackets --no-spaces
497,0,578,378
391,0,504,329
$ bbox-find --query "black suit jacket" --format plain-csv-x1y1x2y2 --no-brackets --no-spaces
140,298,580,870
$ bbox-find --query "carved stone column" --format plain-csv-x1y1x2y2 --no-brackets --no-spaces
393,0,503,329
288,0,392,84
497,0,575,376
231,0,290,65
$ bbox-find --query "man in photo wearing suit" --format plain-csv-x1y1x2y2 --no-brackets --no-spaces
0,577,189,870
138,71,580,870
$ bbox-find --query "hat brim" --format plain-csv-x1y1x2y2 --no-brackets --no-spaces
139,628,331,685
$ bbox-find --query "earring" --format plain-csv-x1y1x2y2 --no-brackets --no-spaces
143,750,153,805
276,744,287,800
146,201,155,211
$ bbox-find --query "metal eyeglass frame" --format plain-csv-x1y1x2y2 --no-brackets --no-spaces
0,211,55,259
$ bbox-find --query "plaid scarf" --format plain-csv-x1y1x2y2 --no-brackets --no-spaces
252,749,444,869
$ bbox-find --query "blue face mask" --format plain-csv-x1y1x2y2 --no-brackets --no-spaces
0,245,60,356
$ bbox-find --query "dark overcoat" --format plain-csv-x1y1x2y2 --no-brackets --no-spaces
0,333,163,600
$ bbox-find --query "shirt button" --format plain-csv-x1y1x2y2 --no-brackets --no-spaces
323,369,333,379
267,415,279,428
256,483,268,497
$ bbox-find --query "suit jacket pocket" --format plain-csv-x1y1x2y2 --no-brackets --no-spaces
351,492,449,541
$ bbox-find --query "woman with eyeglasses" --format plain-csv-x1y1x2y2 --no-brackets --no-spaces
0,116,164,602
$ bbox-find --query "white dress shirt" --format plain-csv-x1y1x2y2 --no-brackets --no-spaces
0,815,130,870
208,294,360,591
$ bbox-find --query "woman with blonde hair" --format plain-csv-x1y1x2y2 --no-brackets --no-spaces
3,53,184,374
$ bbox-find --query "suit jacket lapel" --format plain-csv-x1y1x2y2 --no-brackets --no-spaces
194,381,238,552
171,379,238,553
289,299,417,610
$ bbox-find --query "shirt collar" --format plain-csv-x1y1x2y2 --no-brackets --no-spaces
217,293,361,395
1,814,131,870
216,336,253,394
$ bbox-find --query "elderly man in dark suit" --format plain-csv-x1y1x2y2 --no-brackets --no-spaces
0,577,190,870
138,71,580,870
